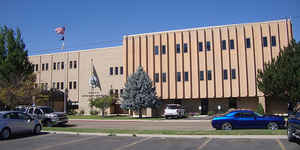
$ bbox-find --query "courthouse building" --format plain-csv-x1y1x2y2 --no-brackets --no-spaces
29,19,293,116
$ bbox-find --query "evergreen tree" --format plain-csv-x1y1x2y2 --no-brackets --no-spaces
257,40,300,102
121,66,160,118
0,26,38,108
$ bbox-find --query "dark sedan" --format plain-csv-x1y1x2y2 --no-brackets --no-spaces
211,110,285,130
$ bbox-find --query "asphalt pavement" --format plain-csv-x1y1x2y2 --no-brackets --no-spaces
1,133,299,150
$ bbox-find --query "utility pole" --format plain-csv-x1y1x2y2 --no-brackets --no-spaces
64,88,68,113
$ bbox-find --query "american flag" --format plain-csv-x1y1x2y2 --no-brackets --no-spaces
55,26,65,35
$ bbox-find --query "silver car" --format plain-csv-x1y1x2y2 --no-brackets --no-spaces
0,111,42,139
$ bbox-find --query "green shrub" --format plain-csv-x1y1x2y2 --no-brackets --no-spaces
256,103,265,115
79,110,85,115
90,110,99,115
208,111,216,116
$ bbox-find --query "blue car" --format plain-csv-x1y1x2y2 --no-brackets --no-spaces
211,110,285,130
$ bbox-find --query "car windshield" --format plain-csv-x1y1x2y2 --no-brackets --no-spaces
41,107,54,113
254,112,264,117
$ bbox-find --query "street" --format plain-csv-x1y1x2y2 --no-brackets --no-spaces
0,133,299,150
69,119,213,131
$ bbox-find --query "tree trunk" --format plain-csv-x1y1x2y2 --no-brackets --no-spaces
138,108,142,119
101,108,105,117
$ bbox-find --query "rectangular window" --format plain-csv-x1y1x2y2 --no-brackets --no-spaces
109,67,113,75
207,70,212,80
52,82,55,88
206,41,211,51
223,69,228,80
42,64,45,71
176,44,180,53
162,72,166,82
120,66,123,75
69,61,73,69
154,73,159,83
69,82,72,89
61,62,64,70
61,82,64,89
231,69,236,79
115,67,118,75
177,72,181,82
246,38,251,48
74,61,77,69
73,81,77,89
230,39,234,49
162,45,166,54
263,36,268,47
183,43,188,53
271,36,276,47
115,89,119,97
222,40,226,50
57,62,60,70
120,89,123,95
198,42,203,52
199,71,204,81
56,82,59,89
53,62,56,70
35,64,39,71
154,46,159,55
184,72,189,81
46,63,48,70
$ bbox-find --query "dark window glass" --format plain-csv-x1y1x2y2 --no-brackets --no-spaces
207,70,212,80
42,64,45,71
177,72,181,82
229,98,237,109
154,73,159,83
184,72,189,81
230,39,234,49
183,43,188,53
35,64,39,71
61,62,64,70
154,46,159,55
46,63,48,70
223,69,228,80
246,38,251,48
52,82,55,88
120,66,123,75
115,89,119,97
69,82,72,89
263,37,268,47
231,69,236,79
73,81,77,89
57,62,60,70
162,45,166,54
74,61,77,69
120,89,123,95
61,82,64,89
109,67,113,75
53,63,56,70
198,42,203,52
56,82,59,89
206,41,211,51
222,40,226,50
70,61,73,69
199,71,204,80
162,72,166,82
176,44,180,53
115,67,118,75
271,36,276,47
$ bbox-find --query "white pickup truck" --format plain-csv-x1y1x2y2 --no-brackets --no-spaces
164,104,185,119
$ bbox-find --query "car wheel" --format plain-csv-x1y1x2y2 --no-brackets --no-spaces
34,125,41,134
288,125,297,142
1,128,11,139
267,122,279,130
221,122,233,130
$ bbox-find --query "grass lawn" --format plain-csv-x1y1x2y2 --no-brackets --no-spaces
68,115,163,120
43,127,286,135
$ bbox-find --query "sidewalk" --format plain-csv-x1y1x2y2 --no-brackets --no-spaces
46,131,287,139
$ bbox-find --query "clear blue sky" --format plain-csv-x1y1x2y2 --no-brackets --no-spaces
0,0,299,55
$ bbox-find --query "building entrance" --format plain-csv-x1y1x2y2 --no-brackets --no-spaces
201,99,208,115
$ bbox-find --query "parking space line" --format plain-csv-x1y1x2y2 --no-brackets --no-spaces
113,137,152,150
0,133,53,144
34,135,99,150
197,138,212,150
276,139,287,150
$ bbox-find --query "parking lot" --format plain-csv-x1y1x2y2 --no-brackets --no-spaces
0,133,299,150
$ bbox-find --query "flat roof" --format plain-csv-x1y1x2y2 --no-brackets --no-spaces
124,19,289,38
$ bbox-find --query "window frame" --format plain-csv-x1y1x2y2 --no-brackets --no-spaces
154,73,159,83
177,72,181,82
109,67,113,75
262,36,268,47
162,72,166,82
206,41,211,51
199,71,204,81
154,45,159,55
246,38,251,48
183,43,188,53
184,72,189,81
162,45,166,54
221,40,226,50
207,70,212,80
230,39,234,50
198,42,203,52
223,69,228,80
231,69,236,79
176,44,180,53
271,36,276,47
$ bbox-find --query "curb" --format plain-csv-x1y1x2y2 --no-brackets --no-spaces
69,119,211,122
44,131,287,139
